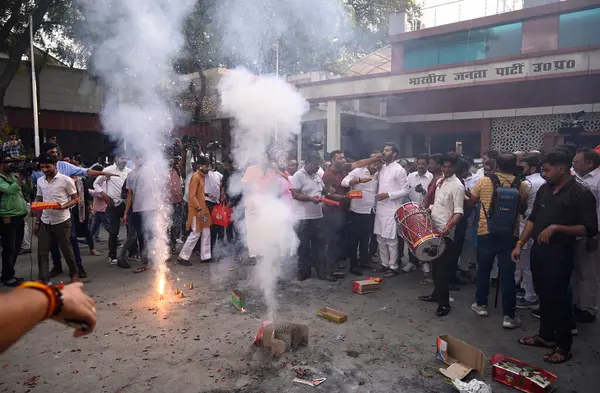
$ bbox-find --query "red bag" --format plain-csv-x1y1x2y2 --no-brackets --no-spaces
211,203,232,227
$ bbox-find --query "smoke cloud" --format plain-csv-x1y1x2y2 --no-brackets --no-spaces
219,69,308,316
77,0,195,288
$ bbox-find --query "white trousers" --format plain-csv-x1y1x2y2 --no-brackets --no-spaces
377,235,399,271
179,217,211,261
517,247,538,302
245,211,260,258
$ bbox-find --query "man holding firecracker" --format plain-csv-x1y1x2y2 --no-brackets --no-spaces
341,151,381,276
34,153,81,283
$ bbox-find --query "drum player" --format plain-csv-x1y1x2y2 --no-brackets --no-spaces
418,154,465,317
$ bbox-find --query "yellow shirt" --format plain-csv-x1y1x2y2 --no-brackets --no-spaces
472,172,529,236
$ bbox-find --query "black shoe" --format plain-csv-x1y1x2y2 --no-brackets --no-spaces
49,268,63,278
573,305,583,315
18,248,31,255
418,295,437,303
531,309,541,319
297,272,310,282
436,305,451,317
349,267,363,276
318,274,338,282
449,284,461,292
117,259,131,269
574,310,596,323
491,278,498,288
178,258,192,266
78,268,88,279
2,277,24,287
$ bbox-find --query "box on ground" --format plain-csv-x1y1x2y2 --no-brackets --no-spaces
436,334,485,380
253,321,309,357
490,354,557,393
232,290,245,311
317,307,348,323
352,280,380,294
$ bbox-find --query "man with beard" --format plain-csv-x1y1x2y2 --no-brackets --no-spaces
177,156,212,265
94,153,131,265
373,143,409,277
322,150,382,275
34,153,80,283
513,149,596,364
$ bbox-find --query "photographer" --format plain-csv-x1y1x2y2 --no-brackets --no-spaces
2,131,25,158
0,153,28,286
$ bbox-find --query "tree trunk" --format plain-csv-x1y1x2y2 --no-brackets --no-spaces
192,67,207,122
0,0,52,121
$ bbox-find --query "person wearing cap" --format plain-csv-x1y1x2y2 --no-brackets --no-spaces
0,153,28,286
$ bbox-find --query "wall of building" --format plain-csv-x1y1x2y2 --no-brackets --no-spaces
490,112,600,151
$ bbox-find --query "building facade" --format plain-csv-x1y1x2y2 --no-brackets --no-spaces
296,0,600,159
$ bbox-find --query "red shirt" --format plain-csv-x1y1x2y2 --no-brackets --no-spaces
322,167,350,211
167,168,183,204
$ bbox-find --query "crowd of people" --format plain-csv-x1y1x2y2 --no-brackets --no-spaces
1,134,599,364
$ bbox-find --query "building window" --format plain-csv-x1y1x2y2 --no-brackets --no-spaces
558,8,600,49
403,22,522,69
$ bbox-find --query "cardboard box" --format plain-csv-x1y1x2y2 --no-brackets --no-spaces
232,290,245,311
490,354,557,393
253,321,309,356
352,280,380,294
436,334,485,380
317,307,348,323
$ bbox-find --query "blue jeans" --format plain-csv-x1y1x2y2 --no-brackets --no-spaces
476,234,518,318
89,211,111,238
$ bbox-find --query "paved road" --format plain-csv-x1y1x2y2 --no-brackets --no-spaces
1,231,598,393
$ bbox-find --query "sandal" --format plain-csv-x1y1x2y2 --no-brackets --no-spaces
373,264,390,273
133,265,150,274
543,347,572,364
420,278,434,285
383,269,399,278
518,335,556,349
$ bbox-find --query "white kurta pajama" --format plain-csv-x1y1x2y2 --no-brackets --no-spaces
374,161,409,271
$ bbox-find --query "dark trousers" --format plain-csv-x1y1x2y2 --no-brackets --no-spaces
370,233,378,257
431,238,456,307
130,211,149,263
0,215,25,281
169,202,184,252
451,214,469,272
51,212,84,272
297,218,331,277
323,210,347,267
89,211,111,239
476,234,518,318
38,219,78,282
70,218,84,271
348,211,374,269
107,203,126,259
206,202,224,248
531,242,574,350
119,213,144,262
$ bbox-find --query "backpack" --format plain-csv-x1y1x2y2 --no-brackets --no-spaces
482,174,524,236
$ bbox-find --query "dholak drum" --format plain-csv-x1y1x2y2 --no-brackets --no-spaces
395,202,445,262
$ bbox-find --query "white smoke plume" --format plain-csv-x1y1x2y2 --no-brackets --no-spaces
220,69,308,317
77,0,195,291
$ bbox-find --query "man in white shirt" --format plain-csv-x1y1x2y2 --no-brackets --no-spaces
515,155,545,310
204,168,224,249
418,154,465,317
373,143,409,277
342,153,381,275
571,148,600,323
291,153,337,282
406,154,433,205
34,153,80,283
94,153,131,264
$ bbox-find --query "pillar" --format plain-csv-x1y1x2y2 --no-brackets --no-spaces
404,132,413,157
326,100,341,153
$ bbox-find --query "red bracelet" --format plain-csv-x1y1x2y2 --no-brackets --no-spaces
17,282,62,320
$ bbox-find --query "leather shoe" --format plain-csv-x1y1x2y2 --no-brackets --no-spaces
349,267,363,276
436,305,451,317
318,274,338,282
449,284,461,291
418,295,437,303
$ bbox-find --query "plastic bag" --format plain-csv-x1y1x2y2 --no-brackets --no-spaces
453,379,492,393
211,203,232,227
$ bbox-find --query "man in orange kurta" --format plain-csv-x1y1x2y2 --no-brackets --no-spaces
177,157,212,265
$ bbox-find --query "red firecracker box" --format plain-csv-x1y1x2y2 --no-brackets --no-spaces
490,354,557,393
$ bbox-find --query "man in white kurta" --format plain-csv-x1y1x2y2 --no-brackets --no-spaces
374,143,409,275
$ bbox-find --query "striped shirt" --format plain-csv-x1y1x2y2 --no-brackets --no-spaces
529,177,598,244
